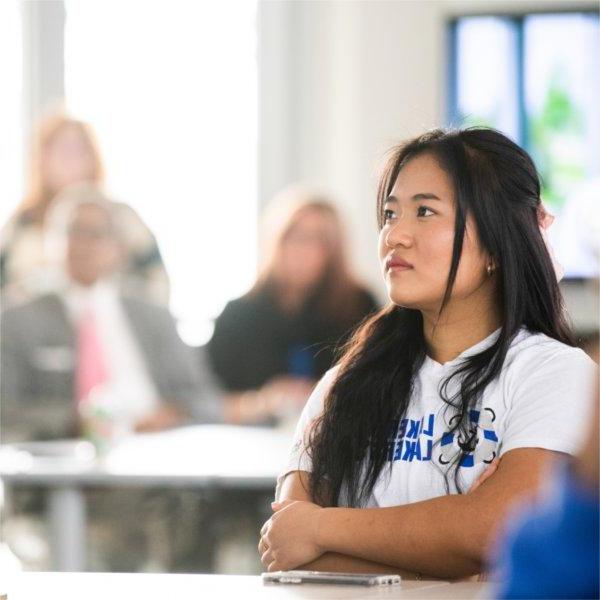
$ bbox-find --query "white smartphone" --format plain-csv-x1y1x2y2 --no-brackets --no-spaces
262,570,401,586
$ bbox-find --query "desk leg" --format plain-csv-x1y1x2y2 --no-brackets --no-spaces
47,486,86,571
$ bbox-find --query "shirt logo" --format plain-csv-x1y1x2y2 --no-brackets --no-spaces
439,408,498,468
387,414,436,462
387,408,499,468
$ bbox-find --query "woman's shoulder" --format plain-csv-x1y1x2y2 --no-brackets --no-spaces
505,328,596,373
508,329,594,364
298,366,341,420
317,364,341,391
222,290,268,313
214,291,274,329
493,329,597,458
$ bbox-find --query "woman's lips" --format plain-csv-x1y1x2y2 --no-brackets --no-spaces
386,256,414,272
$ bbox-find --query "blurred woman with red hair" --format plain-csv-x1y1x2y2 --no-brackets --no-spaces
1,112,169,305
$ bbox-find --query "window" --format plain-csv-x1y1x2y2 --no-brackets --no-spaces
0,0,24,227
452,17,519,139
449,12,600,278
64,1,258,343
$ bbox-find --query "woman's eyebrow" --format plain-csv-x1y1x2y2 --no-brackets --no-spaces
385,193,442,203
411,192,441,201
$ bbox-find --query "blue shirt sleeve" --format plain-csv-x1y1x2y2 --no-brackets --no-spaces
493,461,599,599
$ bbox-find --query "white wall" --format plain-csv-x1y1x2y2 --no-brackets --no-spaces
258,0,597,301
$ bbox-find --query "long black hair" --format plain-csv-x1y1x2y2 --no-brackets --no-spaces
308,127,575,507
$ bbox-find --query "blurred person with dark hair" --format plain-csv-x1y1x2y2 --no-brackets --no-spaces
1,190,220,442
0,112,169,305
257,128,597,578
207,187,378,425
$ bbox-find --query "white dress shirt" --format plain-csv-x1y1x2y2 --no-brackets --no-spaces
63,281,160,429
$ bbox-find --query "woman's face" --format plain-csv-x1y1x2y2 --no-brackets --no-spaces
43,126,96,194
378,153,490,312
277,209,335,290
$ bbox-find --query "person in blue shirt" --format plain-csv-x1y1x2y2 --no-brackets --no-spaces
492,354,599,599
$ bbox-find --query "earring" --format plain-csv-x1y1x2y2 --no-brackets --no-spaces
486,263,494,276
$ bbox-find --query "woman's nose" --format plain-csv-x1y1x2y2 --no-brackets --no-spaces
385,220,413,249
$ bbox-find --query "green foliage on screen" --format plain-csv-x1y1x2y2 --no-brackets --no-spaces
529,70,586,208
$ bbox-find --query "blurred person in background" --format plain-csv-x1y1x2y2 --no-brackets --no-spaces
1,188,221,443
1,191,222,572
0,112,169,306
207,187,378,425
491,341,599,600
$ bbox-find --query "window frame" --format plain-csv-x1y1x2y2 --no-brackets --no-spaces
447,7,599,149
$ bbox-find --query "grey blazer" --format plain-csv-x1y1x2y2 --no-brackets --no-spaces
1,293,222,442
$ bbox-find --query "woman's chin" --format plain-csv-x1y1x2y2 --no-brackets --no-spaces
386,285,442,312
388,294,422,310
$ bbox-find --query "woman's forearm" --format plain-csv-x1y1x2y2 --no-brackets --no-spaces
315,495,482,578
300,552,410,575
312,449,552,577
310,449,552,577
265,450,551,576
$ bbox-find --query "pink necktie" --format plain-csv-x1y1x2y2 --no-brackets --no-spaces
75,308,109,404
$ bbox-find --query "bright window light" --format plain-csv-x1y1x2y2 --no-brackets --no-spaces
64,1,258,344
0,0,23,227
455,17,519,139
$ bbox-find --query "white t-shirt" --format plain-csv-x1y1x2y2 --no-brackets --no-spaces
277,328,597,507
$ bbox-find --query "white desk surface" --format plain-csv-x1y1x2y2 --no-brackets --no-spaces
0,572,491,600
0,425,291,488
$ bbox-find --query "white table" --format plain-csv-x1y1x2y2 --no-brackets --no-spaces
0,425,292,571
0,572,491,600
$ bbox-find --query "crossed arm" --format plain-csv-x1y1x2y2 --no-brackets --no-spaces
259,448,557,578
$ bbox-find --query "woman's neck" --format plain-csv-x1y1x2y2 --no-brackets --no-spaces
277,283,312,314
421,294,502,365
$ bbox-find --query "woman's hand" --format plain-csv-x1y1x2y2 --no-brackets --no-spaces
225,377,315,425
261,376,316,415
259,500,325,571
257,460,501,572
134,404,185,432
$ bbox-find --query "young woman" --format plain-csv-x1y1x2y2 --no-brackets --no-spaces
0,112,169,305
207,187,378,425
258,128,597,578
